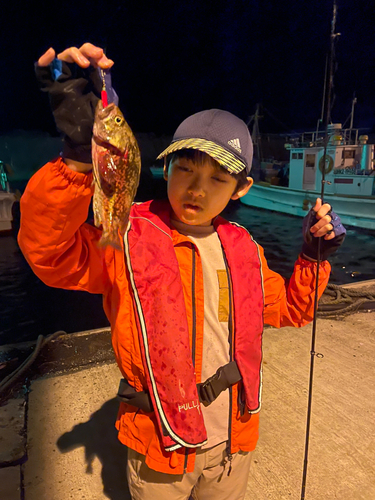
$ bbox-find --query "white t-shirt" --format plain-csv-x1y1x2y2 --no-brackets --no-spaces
172,220,230,449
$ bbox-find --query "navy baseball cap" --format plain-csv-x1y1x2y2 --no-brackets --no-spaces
157,109,253,175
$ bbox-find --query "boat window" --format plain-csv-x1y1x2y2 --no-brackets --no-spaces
305,154,316,168
342,149,355,159
292,152,304,160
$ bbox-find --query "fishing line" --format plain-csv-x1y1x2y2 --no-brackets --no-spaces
300,2,339,499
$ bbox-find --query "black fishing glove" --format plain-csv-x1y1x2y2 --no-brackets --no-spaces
35,59,103,163
302,207,346,261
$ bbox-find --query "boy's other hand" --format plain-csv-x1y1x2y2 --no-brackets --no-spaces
309,198,335,240
37,44,114,69
301,198,346,261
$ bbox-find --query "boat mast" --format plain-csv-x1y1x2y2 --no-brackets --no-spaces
320,0,340,199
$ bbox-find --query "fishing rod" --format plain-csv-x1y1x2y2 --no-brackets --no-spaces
300,2,340,499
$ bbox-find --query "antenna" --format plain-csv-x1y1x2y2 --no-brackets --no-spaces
349,93,357,131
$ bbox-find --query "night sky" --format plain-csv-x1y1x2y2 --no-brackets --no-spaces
2,0,375,137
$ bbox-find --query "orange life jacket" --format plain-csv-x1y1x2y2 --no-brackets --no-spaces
125,200,264,451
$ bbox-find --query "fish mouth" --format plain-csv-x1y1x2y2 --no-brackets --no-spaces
98,102,117,115
93,136,124,157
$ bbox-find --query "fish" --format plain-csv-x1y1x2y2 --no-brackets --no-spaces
92,100,141,249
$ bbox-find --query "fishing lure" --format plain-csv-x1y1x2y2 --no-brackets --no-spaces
99,68,119,109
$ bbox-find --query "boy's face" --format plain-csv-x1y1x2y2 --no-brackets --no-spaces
164,155,253,226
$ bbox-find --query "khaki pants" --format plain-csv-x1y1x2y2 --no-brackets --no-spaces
127,441,252,500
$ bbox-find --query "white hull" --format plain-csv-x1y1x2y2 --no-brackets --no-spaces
241,184,375,230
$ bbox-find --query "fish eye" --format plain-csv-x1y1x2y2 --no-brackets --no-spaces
114,116,123,125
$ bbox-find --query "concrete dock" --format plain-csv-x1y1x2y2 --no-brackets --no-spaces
1,311,374,499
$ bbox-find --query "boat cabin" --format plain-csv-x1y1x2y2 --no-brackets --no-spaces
286,124,375,196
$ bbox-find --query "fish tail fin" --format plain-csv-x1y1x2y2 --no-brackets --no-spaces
98,230,122,250
97,217,130,250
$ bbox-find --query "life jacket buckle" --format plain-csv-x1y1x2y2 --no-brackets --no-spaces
197,361,242,407
197,376,218,406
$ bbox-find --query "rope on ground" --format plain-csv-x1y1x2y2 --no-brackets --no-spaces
0,330,66,397
318,283,375,317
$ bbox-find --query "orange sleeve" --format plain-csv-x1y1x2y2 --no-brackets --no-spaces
258,244,331,328
17,157,110,294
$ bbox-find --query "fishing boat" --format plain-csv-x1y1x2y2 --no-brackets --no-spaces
242,8,375,231
0,160,16,233
241,121,375,230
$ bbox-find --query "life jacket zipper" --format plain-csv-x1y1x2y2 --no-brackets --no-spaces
223,252,234,476
184,244,197,473
191,245,197,368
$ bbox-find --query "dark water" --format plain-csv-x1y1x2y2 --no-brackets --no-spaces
1,195,375,346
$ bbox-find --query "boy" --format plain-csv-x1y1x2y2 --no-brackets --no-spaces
18,44,345,500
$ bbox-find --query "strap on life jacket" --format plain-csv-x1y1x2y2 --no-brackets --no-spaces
117,361,242,412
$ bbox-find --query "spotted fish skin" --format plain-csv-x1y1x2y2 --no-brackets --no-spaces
92,101,141,248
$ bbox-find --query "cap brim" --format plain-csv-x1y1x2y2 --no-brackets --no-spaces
156,138,247,174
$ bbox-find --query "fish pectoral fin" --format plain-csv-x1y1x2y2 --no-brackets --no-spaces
94,212,102,228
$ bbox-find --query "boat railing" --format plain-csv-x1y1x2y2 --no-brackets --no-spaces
290,127,362,148
340,128,359,145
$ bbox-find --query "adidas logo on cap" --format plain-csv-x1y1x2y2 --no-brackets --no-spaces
228,138,242,153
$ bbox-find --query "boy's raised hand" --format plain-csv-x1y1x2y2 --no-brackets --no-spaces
37,44,114,69
302,198,346,261
35,43,114,168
